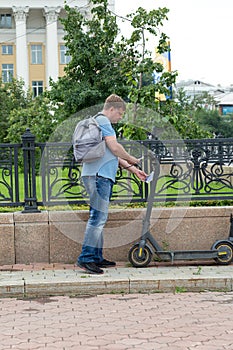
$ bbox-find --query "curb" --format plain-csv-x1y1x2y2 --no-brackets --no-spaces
0,264,233,298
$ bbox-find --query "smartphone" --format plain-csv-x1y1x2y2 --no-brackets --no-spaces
145,171,154,183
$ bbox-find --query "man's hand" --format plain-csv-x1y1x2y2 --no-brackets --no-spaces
132,168,148,182
119,158,148,181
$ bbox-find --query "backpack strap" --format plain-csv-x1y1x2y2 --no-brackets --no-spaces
94,112,105,119
93,113,106,139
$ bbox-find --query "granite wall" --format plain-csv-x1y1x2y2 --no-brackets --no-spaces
1,206,233,265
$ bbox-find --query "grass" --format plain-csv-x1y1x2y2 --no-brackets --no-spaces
193,266,202,275
0,167,233,213
175,286,187,293
1,198,233,214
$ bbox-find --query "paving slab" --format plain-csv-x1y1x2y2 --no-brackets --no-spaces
0,262,233,298
1,292,233,349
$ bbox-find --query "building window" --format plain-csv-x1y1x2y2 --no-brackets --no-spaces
31,45,42,64
2,45,13,55
60,45,71,64
0,14,12,28
2,64,13,82
32,81,43,97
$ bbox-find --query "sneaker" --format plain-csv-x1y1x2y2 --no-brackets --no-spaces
96,259,116,268
77,261,104,274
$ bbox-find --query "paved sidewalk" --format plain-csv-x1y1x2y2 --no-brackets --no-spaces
1,263,233,349
1,291,233,349
0,261,233,298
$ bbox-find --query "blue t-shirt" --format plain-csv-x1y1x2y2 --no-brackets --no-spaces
81,114,119,182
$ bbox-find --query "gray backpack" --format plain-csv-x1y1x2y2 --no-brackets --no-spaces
72,114,106,163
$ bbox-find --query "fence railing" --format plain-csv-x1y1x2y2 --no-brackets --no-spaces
0,130,233,212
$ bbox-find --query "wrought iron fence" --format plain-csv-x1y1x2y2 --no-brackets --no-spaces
0,130,232,212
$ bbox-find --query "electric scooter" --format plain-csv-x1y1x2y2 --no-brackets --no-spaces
128,154,233,267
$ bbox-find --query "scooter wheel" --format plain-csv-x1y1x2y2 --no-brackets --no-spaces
128,244,152,268
214,242,233,265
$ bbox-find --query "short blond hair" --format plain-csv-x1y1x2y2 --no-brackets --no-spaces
103,94,126,111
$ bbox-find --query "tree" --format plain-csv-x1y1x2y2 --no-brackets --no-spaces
121,100,211,140
119,7,177,112
193,109,233,138
2,2,210,143
47,0,176,121
174,89,233,138
5,95,56,143
48,0,128,119
0,79,30,143
38,0,208,141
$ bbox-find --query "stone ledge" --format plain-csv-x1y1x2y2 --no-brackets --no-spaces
129,277,233,293
0,281,25,298
14,211,49,223
0,206,232,265
0,213,14,224
24,279,130,298
0,265,233,298
150,206,233,219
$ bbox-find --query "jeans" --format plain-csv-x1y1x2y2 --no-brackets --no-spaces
77,175,114,264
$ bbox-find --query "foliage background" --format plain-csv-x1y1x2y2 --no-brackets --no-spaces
1,0,231,143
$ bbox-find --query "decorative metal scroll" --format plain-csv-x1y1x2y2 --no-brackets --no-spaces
142,138,233,202
39,143,87,204
0,165,13,201
0,137,233,208
38,140,146,205
0,145,20,205
38,138,233,206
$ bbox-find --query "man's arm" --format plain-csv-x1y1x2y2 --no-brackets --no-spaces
119,158,148,182
105,136,139,164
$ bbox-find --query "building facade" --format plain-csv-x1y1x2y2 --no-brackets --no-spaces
0,0,114,96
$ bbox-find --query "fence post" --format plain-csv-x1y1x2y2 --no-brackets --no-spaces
21,129,40,213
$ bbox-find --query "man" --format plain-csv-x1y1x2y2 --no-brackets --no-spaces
77,94,147,274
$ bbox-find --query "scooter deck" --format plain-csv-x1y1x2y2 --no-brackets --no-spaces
155,250,219,262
